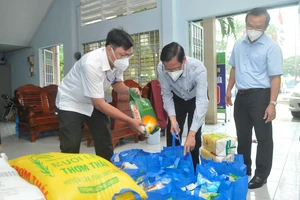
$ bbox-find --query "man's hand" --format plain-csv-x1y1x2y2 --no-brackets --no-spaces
225,91,233,106
128,118,146,135
263,104,276,123
130,87,141,97
184,131,196,155
170,121,180,136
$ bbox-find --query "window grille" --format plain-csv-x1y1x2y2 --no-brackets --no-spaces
82,30,159,87
80,0,157,26
44,49,54,86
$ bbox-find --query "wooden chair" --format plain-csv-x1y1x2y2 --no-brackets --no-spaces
14,84,59,142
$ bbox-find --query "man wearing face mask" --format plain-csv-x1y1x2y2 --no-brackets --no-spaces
56,28,145,161
157,42,209,170
225,8,283,189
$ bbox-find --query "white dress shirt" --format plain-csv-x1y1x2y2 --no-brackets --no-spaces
56,47,124,116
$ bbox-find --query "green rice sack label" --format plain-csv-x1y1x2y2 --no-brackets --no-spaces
129,88,160,136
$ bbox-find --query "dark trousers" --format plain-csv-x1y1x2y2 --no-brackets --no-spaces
166,93,202,170
58,108,113,161
234,88,273,179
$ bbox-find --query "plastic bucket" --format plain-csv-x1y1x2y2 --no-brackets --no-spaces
146,128,161,145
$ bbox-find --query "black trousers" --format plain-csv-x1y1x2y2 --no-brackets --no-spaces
166,93,202,170
58,108,113,161
234,88,273,179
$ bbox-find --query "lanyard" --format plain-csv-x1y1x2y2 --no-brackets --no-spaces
106,71,117,83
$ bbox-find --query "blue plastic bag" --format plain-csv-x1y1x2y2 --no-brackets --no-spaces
197,155,248,200
161,133,194,177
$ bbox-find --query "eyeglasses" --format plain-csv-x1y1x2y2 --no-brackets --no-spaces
121,54,134,59
106,71,117,83
164,63,184,72
110,45,134,59
246,26,264,32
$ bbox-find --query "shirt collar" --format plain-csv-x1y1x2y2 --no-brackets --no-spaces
243,33,267,45
181,62,187,78
102,47,116,72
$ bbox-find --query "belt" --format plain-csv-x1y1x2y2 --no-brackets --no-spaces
238,88,268,95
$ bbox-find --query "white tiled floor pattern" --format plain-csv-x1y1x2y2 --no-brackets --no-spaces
0,119,299,200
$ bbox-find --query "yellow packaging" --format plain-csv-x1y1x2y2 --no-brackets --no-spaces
202,133,236,156
200,148,234,162
9,152,147,200
129,88,159,136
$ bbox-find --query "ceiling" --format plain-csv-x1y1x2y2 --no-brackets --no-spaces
0,0,54,53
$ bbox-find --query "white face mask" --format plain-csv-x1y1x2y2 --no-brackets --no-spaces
247,29,263,42
111,47,130,71
168,70,183,81
114,58,129,71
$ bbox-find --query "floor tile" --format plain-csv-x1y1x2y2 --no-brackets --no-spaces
279,170,300,185
247,194,272,200
1,119,299,200
283,160,300,172
247,181,277,199
274,182,300,200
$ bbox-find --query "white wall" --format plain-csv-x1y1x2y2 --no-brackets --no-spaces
7,0,78,91
5,0,299,94
171,0,299,55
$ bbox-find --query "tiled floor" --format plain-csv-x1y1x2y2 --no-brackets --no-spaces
0,114,299,200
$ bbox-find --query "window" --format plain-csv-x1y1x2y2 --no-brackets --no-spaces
40,45,64,87
82,30,159,87
80,0,157,26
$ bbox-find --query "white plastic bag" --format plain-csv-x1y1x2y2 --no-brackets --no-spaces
0,154,46,200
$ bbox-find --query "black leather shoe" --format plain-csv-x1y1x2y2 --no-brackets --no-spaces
248,176,267,189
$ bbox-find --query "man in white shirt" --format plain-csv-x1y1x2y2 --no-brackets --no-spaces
158,42,209,169
56,28,145,161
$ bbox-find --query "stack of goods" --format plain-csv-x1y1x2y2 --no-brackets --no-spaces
201,133,237,162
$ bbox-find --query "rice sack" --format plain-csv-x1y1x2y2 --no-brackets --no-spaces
8,152,147,200
129,88,159,137
200,147,234,162
202,133,236,156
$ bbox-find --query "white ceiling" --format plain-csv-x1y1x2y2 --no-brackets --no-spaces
0,0,54,52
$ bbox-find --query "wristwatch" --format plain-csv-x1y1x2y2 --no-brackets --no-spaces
270,101,277,106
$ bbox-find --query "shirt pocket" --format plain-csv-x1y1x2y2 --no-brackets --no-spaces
248,53,266,73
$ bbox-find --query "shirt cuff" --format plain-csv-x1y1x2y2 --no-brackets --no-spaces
167,109,176,117
190,121,202,133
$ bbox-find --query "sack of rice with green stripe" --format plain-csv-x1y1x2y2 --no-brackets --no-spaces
202,133,236,156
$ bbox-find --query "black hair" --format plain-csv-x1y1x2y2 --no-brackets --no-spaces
246,7,270,27
160,42,185,63
105,28,134,50
74,52,81,61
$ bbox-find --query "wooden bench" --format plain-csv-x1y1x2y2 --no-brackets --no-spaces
14,82,141,148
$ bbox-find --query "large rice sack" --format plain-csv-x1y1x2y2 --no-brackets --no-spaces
129,88,159,137
200,148,234,162
0,153,46,200
9,152,147,200
202,133,236,156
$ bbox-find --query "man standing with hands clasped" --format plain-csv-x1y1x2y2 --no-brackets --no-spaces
158,42,209,169
225,8,283,189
